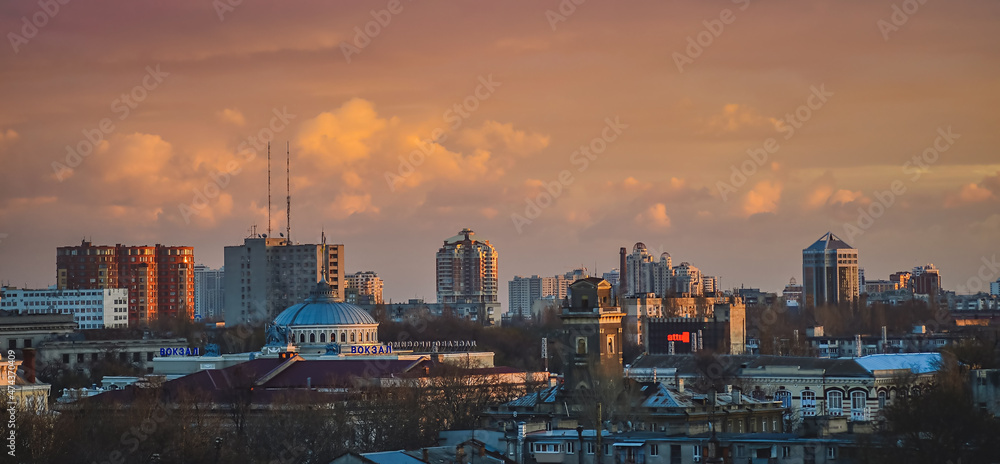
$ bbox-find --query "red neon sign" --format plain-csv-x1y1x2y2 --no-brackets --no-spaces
667,332,690,343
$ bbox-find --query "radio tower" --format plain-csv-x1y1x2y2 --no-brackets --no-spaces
286,142,291,244
266,142,271,237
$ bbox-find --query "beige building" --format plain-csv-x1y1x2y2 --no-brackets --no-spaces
346,271,384,305
223,236,345,325
436,228,498,304
802,232,860,307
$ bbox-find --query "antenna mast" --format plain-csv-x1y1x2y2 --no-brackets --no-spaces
266,142,272,237
286,141,291,244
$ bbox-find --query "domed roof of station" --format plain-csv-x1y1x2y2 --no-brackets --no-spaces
273,280,377,327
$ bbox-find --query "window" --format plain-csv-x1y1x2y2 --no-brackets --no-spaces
341,333,346,343
827,390,843,416
77,353,84,363
603,444,610,456
775,390,792,409
878,390,887,409
576,337,587,355
782,446,791,458
851,390,868,420
566,442,574,454
692,445,701,461
827,446,836,459
801,390,816,417
351,333,356,343
670,444,681,464
649,444,658,456
23,339,31,348
62,354,70,363
736,445,746,458
586,443,596,454
320,333,326,343
309,333,316,343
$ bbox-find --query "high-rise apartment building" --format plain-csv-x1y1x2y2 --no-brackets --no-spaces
194,265,225,321
802,232,859,307
435,228,497,304
624,242,709,298
223,236,345,325
346,271,384,305
56,241,194,325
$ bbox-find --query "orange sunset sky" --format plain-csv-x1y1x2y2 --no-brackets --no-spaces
1,0,998,304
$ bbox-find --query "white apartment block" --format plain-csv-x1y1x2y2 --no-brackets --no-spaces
0,287,129,329
194,264,225,321
508,269,587,318
224,237,345,325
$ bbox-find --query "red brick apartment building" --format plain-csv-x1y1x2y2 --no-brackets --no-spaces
56,241,194,326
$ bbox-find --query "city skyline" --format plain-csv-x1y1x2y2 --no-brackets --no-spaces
2,1,999,306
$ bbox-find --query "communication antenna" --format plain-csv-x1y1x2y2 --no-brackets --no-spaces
266,142,272,237
286,141,291,244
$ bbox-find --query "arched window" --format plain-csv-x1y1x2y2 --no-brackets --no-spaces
299,333,305,343
576,337,587,355
878,390,887,409
366,332,370,342
351,332,355,343
341,333,346,343
850,391,867,421
775,390,792,409
320,333,326,343
309,333,316,343
827,390,843,416
801,390,816,417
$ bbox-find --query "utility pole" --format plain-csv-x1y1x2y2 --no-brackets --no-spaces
595,402,602,464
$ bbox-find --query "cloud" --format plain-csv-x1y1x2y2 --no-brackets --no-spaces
0,130,18,142
945,173,999,206
457,121,550,157
297,98,392,168
636,203,672,228
700,104,782,134
743,181,782,216
328,193,379,219
216,108,246,126
828,189,865,205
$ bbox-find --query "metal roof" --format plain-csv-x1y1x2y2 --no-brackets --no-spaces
804,231,855,251
362,451,427,464
273,281,377,326
855,353,941,374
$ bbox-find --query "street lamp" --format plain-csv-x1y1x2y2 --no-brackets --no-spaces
214,437,224,463
576,425,584,464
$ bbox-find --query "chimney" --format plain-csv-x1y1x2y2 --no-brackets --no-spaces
22,348,36,383
677,378,685,393
732,387,742,405
619,247,628,298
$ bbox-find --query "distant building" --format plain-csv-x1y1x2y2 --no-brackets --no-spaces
858,268,866,292
0,287,128,329
890,271,912,290
802,232,859,307
864,280,899,294
194,264,225,321
624,242,714,298
559,278,624,390
435,228,498,304
366,299,498,326
2,349,49,413
644,296,746,355
783,277,804,306
223,236,345,325
912,264,941,296
0,314,76,351
346,271,384,305
56,240,195,325
702,275,720,295
39,338,188,375
992,279,1000,296
508,268,587,319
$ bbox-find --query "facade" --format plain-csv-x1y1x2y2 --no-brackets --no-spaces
267,280,380,354
863,280,898,294
223,236,345,325
644,297,746,355
346,271,384,305
911,264,942,296
436,228,498,304
193,264,225,321
0,287,128,329
365,299,499,326
559,278,624,391
56,240,195,325
0,314,76,351
2,350,50,413
802,232,859,307
38,338,189,375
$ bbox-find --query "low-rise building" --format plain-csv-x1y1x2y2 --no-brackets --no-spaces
37,337,189,375
0,287,128,329
2,349,50,412
0,314,76,351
